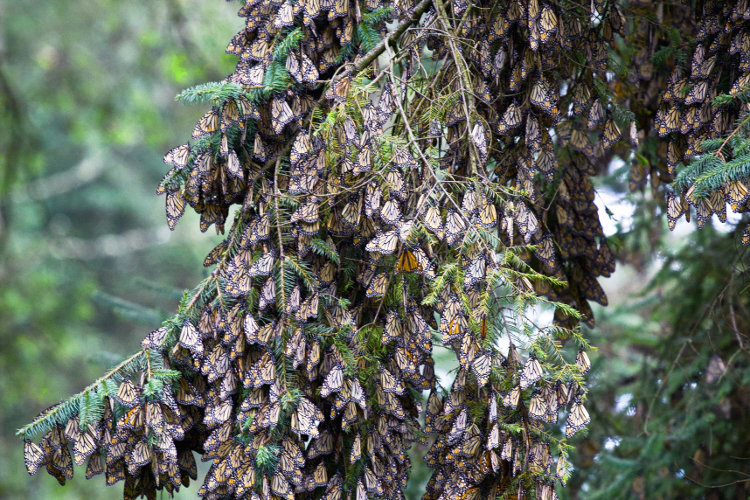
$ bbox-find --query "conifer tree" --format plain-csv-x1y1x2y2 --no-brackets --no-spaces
18,0,750,499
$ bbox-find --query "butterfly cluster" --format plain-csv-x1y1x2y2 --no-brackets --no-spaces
22,0,609,498
647,2,750,240
24,373,202,499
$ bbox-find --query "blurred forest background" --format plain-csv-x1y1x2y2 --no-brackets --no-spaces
2,1,749,499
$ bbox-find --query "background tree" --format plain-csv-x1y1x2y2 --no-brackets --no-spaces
6,0,750,499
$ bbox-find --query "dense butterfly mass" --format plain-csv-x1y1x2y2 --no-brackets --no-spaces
20,0,750,498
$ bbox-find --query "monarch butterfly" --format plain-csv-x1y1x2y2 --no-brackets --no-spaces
383,309,403,344
539,5,558,42
460,431,482,460
292,201,319,225
245,38,271,62
140,326,169,353
83,452,103,479
525,114,541,152
503,386,521,408
472,352,492,387
321,472,343,500
273,1,295,28
528,391,548,421
328,0,347,18
395,346,419,374
681,106,698,135
234,61,265,86
271,98,295,134
72,428,97,466
397,248,419,273
515,201,539,243
116,378,140,408
165,189,186,231
486,393,498,425
297,52,319,84
221,100,241,133
178,320,202,355
285,54,303,85
601,119,622,150
349,433,362,464
379,199,401,226
422,205,443,236
378,83,395,116
352,144,372,174
535,234,557,271
105,458,125,486
297,292,319,321
685,80,708,106
724,180,749,211
350,378,366,408
666,190,688,230
258,276,276,311
340,118,359,147
363,467,384,495
414,247,436,278
380,367,406,395
364,183,382,217
325,74,351,102
321,363,344,397
203,421,232,455
204,398,233,427
203,239,228,268
569,84,590,116
497,101,523,135
520,353,543,389
202,344,230,384
656,106,680,136
587,99,605,130
271,472,294,500
252,133,267,162
362,104,385,135
192,108,220,139
445,210,468,247
24,440,45,476
475,79,492,104
248,252,274,276
304,462,328,490
292,397,324,438
254,315,281,347
384,169,406,200
226,29,250,55
576,349,591,373
163,144,190,169
365,230,398,255
530,77,558,117
464,255,486,287
470,122,488,162
340,199,362,228
447,408,468,445
290,132,312,166
279,451,302,486
253,352,277,388
565,399,590,437
407,308,431,352
569,129,592,155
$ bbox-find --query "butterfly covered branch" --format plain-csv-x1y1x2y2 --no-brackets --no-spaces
20,0,750,499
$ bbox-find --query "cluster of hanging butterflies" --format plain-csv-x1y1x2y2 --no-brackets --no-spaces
24,374,201,499
22,0,609,498
398,0,629,329
651,2,750,242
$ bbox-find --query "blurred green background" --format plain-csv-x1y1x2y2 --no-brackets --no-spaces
2,1,750,499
